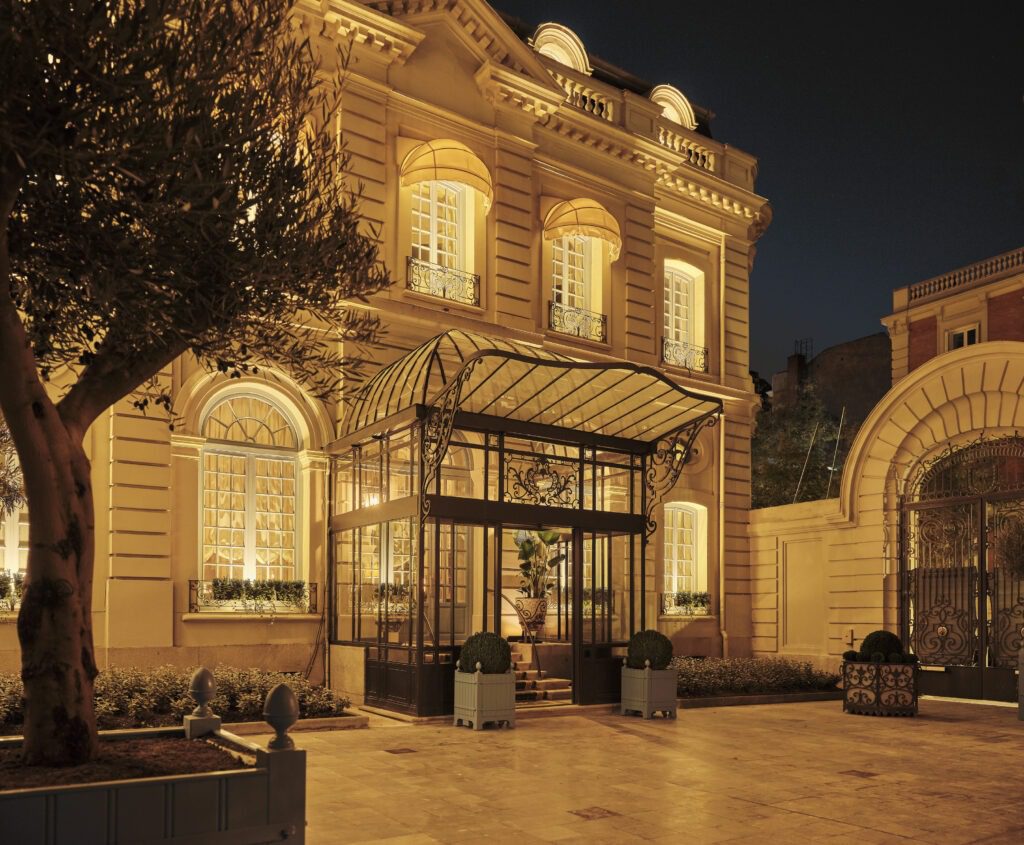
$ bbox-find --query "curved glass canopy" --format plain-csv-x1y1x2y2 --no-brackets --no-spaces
342,329,721,444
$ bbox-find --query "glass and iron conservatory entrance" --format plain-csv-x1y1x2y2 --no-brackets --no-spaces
328,330,721,716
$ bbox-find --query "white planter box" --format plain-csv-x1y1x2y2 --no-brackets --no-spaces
453,670,515,730
621,665,678,719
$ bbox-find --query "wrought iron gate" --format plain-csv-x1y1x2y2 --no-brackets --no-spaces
900,436,1024,700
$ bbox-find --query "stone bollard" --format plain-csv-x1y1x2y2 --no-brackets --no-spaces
184,667,223,739
264,682,299,750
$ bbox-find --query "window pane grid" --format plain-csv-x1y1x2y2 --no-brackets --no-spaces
552,235,588,309
254,457,296,581
410,181,463,269
664,266,693,344
1,508,29,574
202,453,247,580
664,505,697,593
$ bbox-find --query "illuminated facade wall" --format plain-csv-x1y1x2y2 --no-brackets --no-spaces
0,0,770,675
750,249,1024,669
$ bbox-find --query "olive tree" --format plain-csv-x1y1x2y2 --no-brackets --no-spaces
0,0,388,764
0,417,24,518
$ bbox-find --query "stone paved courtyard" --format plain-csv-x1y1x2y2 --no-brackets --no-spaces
274,699,1024,844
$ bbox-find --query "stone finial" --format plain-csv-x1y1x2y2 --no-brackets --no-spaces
190,667,217,718
264,683,299,750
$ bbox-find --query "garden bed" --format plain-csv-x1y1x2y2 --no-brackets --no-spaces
0,736,250,790
673,657,841,698
0,665,350,735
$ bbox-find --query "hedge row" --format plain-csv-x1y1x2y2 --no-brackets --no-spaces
673,657,841,697
0,665,350,730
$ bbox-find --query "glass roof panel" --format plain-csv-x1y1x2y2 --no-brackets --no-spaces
342,330,721,444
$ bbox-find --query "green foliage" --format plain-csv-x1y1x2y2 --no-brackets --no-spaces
0,665,349,729
673,657,842,697
458,632,511,674
752,384,845,508
870,652,885,663
513,530,565,599
665,591,711,614
626,630,673,670
858,630,904,660
842,649,859,661
209,578,307,608
0,417,23,519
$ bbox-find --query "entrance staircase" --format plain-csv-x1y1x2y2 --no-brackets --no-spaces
511,643,572,704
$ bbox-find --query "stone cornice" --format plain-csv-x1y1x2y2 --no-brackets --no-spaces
474,61,565,121
319,0,425,66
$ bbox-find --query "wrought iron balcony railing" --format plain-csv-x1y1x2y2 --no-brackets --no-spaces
406,256,480,307
188,579,317,615
549,300,607,343
662,337,709,372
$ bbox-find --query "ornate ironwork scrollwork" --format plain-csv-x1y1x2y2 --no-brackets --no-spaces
549,301,607,343
661,337,708,372
644,412,719,537
503,453,579,508
420,360,481,514
406,257,480,306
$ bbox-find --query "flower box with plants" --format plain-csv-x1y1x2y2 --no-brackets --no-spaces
513,530,565,639
192,578,312,615
842,630,919,717
453,632,515,730
661,590,711,617
621,630,677,719
0,571,24,613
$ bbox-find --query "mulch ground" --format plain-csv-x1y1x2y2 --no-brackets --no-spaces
0,737,252,790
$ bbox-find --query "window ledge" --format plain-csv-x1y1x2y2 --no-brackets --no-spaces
181,612,321,623
658,614,718,623
402,286,485,315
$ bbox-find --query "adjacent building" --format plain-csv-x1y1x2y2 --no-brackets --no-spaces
751,246,1024,702
0,0,771,715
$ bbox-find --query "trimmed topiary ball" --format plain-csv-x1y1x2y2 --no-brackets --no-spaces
870,652,885,663
458,632,511,674
842,650,858,661
903,653,919,664
626,629,673,670
888,652,903,664
858,630,903,661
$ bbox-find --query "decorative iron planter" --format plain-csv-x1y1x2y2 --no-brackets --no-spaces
843,660,918,716
514,597,548,638
453,668,515,730
621,664,678,720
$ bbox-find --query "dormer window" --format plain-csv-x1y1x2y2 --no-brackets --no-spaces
947,324,979,351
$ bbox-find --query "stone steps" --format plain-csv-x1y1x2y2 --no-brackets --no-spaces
511,648,572,702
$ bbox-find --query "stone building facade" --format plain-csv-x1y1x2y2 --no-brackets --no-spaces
750,246,1024,701
0,0,770,703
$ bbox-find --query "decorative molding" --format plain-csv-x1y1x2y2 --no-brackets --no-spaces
321,1,425,66
474,61,564,121
908,246,1024,304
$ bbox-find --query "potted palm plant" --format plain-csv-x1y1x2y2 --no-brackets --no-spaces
513,529,564,639
842,630,919,716
621,629,677,719
454,632,515,730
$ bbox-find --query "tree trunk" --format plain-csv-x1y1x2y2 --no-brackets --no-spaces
16,419,98,766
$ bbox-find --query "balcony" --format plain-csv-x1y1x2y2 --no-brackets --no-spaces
189,579,318,615
549,301,607,343
662,337,708,372
406,256,480,307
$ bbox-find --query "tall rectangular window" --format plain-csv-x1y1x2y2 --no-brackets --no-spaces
664,264,693,344
664,504,698,593
411,181,463,269
202,451,296,581
551,235,590,309
0,508,28,574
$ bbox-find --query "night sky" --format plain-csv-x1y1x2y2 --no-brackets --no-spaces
496,0,1024,376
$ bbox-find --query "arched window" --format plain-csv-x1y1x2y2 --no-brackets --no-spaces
399,140,492,306
200,394,300,582
662,260,707,371
663,502,707,603
650,84,697,131
544,199,621,343
531,23,592,75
